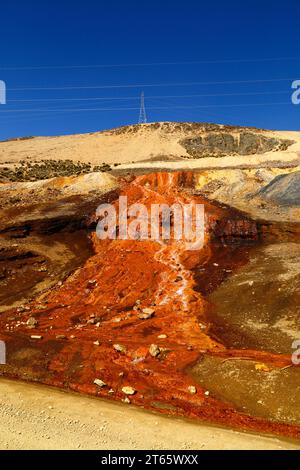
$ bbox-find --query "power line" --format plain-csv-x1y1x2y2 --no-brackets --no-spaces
1,56,300,71
9,77,295,91
0,101,292,113
8,90,289,103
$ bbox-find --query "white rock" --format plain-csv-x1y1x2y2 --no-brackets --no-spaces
94,379,106,388
121,386,136,395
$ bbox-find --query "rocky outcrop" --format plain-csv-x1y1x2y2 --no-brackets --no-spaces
259,171,300,205
181,132,294,158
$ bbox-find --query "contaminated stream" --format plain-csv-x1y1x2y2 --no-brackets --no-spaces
0,172,299,440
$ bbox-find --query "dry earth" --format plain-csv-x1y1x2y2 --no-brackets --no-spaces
0,378,299,450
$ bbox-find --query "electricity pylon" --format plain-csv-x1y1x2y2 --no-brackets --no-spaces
138,92,147,124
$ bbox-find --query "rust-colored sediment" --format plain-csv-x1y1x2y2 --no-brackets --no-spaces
0,172,299,440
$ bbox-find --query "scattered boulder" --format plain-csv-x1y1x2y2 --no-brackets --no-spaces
188,385,197,394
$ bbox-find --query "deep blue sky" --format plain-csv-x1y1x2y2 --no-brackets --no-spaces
0,0,300,140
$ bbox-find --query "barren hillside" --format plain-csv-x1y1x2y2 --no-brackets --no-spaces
1,122,300,172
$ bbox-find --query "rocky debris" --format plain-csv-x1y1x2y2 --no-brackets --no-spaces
121,386,136,395
93,340,100,346
55,334,66,340
94,379,106,388
30,335,42,340
157,334,167,339
204,391,210,396
138,308,155,320
26,317,38,329
113,343,127,353
188,386,197,394
149,344,161,357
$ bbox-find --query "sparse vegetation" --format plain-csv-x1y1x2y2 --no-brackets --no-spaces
0,159,112,182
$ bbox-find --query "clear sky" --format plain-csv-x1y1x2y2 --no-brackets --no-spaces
0,0,300,140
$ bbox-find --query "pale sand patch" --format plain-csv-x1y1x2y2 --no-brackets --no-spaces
0,378,298,450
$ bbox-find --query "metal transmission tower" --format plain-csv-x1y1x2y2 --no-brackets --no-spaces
138,92,147,124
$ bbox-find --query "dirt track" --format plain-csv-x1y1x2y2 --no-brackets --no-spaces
0,378,299,450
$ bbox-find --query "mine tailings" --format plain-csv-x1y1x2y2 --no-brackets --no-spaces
0,171,300,440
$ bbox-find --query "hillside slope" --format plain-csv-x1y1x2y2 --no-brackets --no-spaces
1,122,300,168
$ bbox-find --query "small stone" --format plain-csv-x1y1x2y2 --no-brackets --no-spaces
113,343,127,353
26,317,38,328
57,281,63,286
188,386,197,394
122,386,136,395
138,309,155,320
213,263,219,267
122,397,131,404
149,344,161,357
108,389,115,394
157,334,167,339
248,280,254,287
141,308,155,315
94,379,106,388
112,317,121,323
204,390,210,396
93,340,100,346
30,335,42,340
55,335,66,340
119,372,124,377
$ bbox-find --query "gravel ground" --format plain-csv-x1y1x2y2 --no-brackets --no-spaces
0,378,299,450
